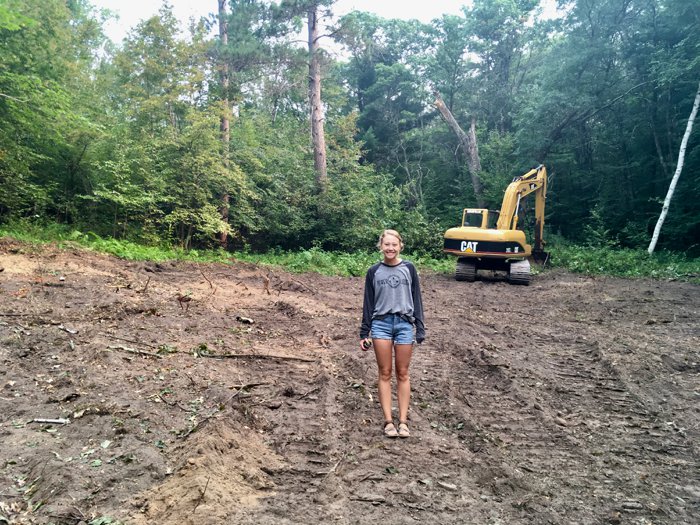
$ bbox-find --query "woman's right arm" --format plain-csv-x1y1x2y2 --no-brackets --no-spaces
359,266,376,340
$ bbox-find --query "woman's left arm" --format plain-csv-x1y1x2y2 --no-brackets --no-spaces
409,263,425,343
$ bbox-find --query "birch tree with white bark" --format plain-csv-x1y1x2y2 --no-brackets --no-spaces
648,80,700,255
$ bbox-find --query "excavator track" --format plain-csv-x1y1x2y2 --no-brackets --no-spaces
507,259,530,285
455,258,477,282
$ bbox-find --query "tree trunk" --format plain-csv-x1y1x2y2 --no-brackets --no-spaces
648,80,700,255
434,92,485,207
308,4,327,192
218,0,230,247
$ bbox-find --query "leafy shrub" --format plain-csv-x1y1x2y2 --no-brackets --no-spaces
551,244,699,282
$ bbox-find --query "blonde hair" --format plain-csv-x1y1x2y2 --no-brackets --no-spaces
377,229,404,250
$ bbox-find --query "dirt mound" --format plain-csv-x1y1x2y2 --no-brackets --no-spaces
129,422,284,525
0,241,698,524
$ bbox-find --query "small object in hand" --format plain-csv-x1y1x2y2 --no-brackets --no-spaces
362,339,372,350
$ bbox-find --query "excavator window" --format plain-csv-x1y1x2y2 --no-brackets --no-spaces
463,213,482,227
487,211,499,229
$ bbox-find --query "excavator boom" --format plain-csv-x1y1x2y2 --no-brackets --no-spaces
496,165,547,250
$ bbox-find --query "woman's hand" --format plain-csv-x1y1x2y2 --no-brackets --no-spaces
360,338,372,351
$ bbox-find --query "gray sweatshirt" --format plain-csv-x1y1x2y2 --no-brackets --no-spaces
360,260,425,343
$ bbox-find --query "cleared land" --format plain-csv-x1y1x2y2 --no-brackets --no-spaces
1,239,698,524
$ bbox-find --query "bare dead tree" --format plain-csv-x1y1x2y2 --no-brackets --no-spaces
434,92,485,207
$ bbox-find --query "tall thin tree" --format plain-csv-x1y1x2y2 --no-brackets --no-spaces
307,3,327,191
218,0,231,247
648,80,700,254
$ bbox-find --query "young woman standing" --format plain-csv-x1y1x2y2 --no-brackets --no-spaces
360,229,425,438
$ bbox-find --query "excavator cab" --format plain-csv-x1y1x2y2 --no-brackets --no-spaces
462,208,500,229
462,208,489,228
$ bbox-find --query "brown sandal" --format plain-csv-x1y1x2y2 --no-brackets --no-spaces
383,421,398,438
398,422,410,438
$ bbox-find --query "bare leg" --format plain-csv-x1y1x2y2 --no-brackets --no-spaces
373,339,394,423
394,343,413,424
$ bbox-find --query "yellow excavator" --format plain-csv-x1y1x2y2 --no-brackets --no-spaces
443,164,548,285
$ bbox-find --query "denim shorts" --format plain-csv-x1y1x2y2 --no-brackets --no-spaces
371,314,415,345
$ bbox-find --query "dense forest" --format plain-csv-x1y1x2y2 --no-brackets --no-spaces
1,0,698,256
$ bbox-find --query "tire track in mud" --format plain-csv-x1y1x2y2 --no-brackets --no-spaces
531,333,699,523
243,365,356,524
250,272,698,524
3,244,697,525
426,274,699,524
228,298,357,524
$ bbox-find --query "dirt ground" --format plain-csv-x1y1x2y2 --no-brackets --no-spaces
0,238,698,525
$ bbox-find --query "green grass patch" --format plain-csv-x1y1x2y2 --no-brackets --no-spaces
0,222,230,263
0,222,452,277
550,244,700,283
232,247,455,277
2,221,697,282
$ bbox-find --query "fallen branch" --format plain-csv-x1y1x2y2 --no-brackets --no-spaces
179,383,267,439
350,495,386,503
198,265,213,288
30,418,70,425
179,413,219,439
140,276,151,293
156,394,195,412
229,382,270,390
193,476,211,512
197,352,316,363
198,265,216,294
0,309,54,317
106,345,163,359
322,450,348,478
220,382,268,406
298,386,321,400
101,333,159,349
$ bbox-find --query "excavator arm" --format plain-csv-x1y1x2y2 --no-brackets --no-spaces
496,165,547,254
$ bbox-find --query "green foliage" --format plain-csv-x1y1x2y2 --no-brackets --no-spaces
477,131,520,208
550,244,700,283
583,205,619,248
0,221,228,262
233,246,453,277
0,221,452,277
0,2,34,31
5,221,697,284
514,0,700,253
0,0,107,227
0,0,698,263
235,247,373,276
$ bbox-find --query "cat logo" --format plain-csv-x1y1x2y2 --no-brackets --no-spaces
460,241,478,253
